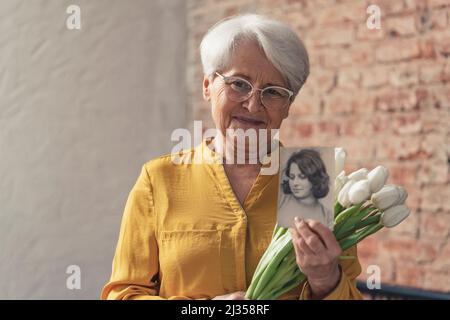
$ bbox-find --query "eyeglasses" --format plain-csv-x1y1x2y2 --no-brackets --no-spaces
215,72,294,110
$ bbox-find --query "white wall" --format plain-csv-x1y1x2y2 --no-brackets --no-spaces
0,0,187,299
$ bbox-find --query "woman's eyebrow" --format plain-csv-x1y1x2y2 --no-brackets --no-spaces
231,72,285,87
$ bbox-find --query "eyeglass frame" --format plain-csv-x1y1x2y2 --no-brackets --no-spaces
214,72,294,110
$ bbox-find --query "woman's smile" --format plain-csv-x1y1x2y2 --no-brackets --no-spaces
231,114,267,129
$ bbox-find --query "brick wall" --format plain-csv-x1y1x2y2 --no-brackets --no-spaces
187,0,450,292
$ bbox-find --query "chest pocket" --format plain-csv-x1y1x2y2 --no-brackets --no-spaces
158,229,224,298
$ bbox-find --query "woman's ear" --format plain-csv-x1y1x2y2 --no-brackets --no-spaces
202,75,211,101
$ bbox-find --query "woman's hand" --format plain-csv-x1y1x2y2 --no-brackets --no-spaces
290,217,342,299
212,291,247,300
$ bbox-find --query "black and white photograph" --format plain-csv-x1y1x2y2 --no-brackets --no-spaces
277,147,335,230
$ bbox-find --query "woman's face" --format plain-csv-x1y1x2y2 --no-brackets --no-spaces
288,162,313,199
202,40,290,137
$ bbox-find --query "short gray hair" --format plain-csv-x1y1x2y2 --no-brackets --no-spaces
200,14,310,97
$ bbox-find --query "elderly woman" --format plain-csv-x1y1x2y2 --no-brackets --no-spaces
101,14,363,300
278,149,334,230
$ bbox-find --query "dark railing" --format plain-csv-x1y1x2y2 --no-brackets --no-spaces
356,280,450,300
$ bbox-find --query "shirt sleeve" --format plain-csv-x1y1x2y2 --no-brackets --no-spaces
299,245,364,300
100,164,207,300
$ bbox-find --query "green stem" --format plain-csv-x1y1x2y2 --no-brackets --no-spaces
247,228,290,298
334,204,363,230
334,206,375,239
251,234,293,299
334,201,344,218
338,223,384,251
256,251,298,299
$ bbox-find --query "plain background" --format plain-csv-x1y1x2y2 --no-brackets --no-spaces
0,0,187,299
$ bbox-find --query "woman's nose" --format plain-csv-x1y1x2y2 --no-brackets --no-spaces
243,90,263,113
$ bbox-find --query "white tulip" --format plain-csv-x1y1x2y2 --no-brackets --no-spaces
335,148,346,175
367,165,389,193
371,184,402,210
381,204,411,228
348,168,369,182
334,170,348,199
338,180,355,208
397,186,408,204
348,179,371,205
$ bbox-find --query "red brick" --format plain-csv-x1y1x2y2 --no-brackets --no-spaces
376,135,422,160
419,39,437,58
295,121,315,138
385,15,418,37
356,23,385,41
392,112,422,134
427,84,450,109
383,236,439,263
323,89,374,115
431,8,449,29
430,242,450,272
388,161,421,185
395,263,426,287
375,88,427,111
421,133,447,158
428,0,450,8
404,0,428,11
371,113,392,133
338,136,376,162
357,236,380,261
374,0,406,15
420,211,450,239
316,119,340,136
388,63,419,87
422,109,450,133
290,84,321,116
337,68,361,89
339,115,374,136
310,24,355,47
423,271,450,291
319,44,375,68
433,29,450,56
417,158,449,185
350,43,377,66
419,62,447,84
309,69,336,94
421,185,449,212
375,39,421,62
284,10,314,29
315,1,368,25
362,66,389,88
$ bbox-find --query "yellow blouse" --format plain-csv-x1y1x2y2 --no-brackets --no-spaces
101,139,363,300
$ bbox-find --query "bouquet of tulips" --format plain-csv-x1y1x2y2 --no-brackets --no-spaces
245,148,411,300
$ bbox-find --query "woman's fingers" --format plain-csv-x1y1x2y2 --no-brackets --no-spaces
290,227,315,257
290,227,307,266
305,219,342,257
294,217,326,255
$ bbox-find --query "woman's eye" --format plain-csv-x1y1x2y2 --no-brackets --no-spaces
230,80,251,92
288,174,295,180
265,88,283,97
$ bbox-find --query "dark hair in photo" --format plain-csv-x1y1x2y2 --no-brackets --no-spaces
282,149,330,199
